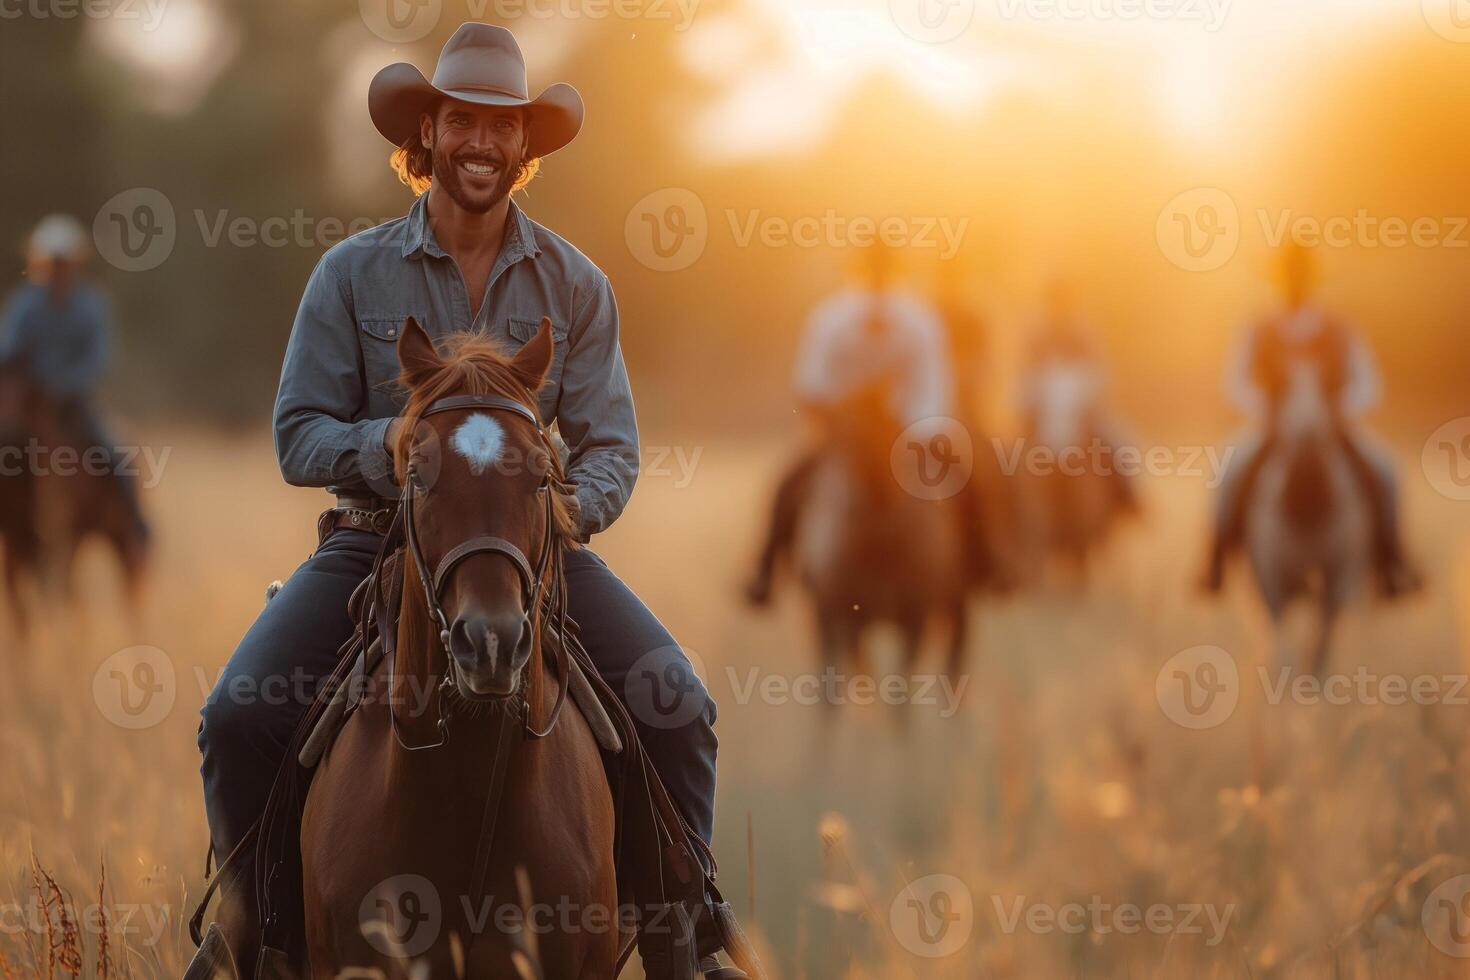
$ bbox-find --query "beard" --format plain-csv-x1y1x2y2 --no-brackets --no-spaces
430,140,519,215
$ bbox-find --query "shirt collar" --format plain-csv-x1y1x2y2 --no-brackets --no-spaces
401,193,542,263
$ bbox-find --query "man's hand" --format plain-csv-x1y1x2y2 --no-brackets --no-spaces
383,418,404,454
558,488,585,541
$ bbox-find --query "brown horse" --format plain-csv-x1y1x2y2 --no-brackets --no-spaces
1012,360,1133,586
0,362,147,635
300,317,619,976
793,386,969,700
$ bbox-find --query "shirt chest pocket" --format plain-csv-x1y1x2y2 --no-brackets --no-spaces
359,316,411,402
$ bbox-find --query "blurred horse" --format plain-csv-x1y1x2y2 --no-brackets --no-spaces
0,362,44,635
794,386,969,698
1014,361,1132,585
1244,360,1372,674
0,362,147,634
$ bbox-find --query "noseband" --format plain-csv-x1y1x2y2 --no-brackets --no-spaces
395,393,571,750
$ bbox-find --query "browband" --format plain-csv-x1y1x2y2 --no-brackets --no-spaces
420,393,539,427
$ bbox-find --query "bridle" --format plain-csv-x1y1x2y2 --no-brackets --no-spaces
393,393,572,751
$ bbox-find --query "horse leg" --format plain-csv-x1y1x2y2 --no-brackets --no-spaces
945,596,969,684
2,546,30,642
1307,595,1338,678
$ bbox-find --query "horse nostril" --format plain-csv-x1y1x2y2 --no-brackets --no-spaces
449,616,498,666
448,613,529,673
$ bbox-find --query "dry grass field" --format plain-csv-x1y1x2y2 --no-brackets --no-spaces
2,425,1469,978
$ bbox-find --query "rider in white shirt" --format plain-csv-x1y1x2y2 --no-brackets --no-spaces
1203,242,1417,595
1016,277,1137,511
746,243,953,604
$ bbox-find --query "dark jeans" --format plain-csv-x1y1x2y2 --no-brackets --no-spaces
198,528,718,863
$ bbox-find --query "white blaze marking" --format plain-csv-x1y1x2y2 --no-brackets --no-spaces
450,414,505,475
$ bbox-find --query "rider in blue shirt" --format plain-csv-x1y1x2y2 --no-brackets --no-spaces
0,214,148,539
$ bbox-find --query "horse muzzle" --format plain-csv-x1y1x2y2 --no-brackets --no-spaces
447,609,533,699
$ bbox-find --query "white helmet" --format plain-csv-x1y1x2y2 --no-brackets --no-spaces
27,214,89,263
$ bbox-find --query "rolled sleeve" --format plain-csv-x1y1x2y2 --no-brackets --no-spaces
273,255,395,490
557,275,638,537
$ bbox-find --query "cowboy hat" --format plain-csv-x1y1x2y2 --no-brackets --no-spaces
369,23,584,159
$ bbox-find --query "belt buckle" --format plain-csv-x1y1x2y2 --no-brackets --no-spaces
369,508,394,535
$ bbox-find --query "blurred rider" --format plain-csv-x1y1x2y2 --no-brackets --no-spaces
745,242,952,604
0,214,148,539
1202,242,1417,595
1017,277,1136,510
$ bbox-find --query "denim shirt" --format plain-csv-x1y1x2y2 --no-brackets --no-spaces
272,195,638,537
0,282,110,400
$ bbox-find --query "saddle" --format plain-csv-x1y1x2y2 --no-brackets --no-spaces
187,517,765,980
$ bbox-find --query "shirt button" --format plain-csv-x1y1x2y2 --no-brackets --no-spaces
388,328,397,337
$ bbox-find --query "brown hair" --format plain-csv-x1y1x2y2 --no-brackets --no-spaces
388,108,542,196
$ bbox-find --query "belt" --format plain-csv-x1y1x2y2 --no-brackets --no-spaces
318,500,397,541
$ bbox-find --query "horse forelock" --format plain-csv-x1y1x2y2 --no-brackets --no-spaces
391,331,579,543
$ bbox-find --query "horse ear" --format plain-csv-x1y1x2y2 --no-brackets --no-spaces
509,316,555,390
397,316,440,387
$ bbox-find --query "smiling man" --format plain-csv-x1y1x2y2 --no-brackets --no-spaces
194,24,749,978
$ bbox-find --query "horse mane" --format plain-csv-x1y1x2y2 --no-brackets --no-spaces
391,331,580,545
